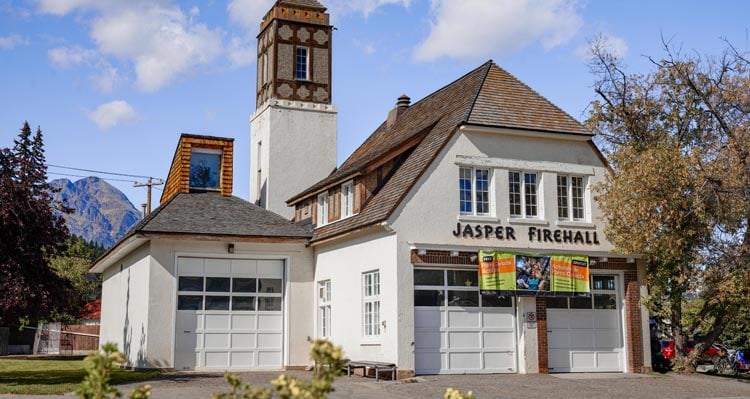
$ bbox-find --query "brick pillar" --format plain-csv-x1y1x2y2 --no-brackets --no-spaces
624,269,644,372
536,298,548,373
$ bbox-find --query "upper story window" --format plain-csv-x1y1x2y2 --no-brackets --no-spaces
189,149,221,190
459,167,490,216
317,192,328,226
557,175,586,221
295,47,309,80
341,180,354,218
362,270,381,337
509,171,538,218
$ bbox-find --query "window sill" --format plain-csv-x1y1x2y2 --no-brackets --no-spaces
507,218,549,226
314,213,359,230
556,220,596,229
458,215,500,223
360,340,382,346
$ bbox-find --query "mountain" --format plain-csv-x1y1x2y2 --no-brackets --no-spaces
50,177,142,248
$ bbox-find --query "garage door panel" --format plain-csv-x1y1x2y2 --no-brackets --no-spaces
568,312,594,328
483,312,514,328
415,351,441,373
447,311,480,328
205,314,231,330
415,331,440,349
231,314,256,330
547,311,570,328
548,349,571,370
258,314,282,330
257,260,283,277
231,259,257,275
206,258,231,274
258,351,282,367
205,352,229,368
449,352,481,370
258,333,282,348
484,351,515,369
415,309,441,328
204,333,230,348
231,333,256,348
448,331,480,349
483,331,515,349
571,352,596,369
180,258,204,274
593,312,618,328
597,352,621,369
548,331,570,348
230,352,254,368
595,330,620,348
570,331,596,348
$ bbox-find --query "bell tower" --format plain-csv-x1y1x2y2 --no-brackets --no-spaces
250,0,337,219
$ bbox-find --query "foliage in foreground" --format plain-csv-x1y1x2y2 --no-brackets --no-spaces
0,122,72,326
77,341,475,399
586,37,750,371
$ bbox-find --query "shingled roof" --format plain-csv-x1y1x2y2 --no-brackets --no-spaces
90,192,311,272
277,0,326,10
295,61,592,243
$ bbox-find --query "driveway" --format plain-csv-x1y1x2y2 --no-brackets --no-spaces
4,371,750,399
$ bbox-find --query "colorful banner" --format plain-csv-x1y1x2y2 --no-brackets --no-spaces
478,251,516,291
478,251,589,294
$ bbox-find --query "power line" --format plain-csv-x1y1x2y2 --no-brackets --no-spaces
47,164,159,180
48,172,139,184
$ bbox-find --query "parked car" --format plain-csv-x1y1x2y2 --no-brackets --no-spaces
659,339,727,364
733,349,750,373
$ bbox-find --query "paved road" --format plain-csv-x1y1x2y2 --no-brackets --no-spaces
4,371,750,399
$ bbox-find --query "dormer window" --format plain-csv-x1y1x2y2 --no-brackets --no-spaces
190,148,221,190
295,47,309,80
341,180,354,218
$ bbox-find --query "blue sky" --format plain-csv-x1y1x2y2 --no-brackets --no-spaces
1,0,748,211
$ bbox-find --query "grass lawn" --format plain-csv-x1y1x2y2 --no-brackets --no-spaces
0,358,160,395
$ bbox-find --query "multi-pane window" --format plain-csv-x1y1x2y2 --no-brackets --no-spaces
414,269,512,308
341,181,354,218
317,192,328,226
176,275,282,312
190,149,221,189
295,47,309,80
459,167,490,216
557,175,586,221
318,280,331,338
509,171,538,218
363,270,381,337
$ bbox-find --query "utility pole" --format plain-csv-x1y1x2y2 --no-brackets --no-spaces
134,177,164,216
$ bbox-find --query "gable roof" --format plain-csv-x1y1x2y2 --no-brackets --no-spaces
90,192,311,272
277,0,326,10
297,61,592,243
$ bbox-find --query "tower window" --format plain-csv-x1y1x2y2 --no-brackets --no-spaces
295,47,309,80
189,148,221,190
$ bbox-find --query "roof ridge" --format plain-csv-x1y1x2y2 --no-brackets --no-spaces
405,60,494,112
461,60,494,124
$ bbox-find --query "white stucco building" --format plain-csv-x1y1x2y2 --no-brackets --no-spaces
92,0,651,377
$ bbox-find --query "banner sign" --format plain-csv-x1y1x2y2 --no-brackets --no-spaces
479,251,589,296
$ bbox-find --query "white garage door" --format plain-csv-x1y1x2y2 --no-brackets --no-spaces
414,268,517,374
547,274,624,372
175,257,284,371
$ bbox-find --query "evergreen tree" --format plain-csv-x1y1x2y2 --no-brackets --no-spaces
0,122,72,326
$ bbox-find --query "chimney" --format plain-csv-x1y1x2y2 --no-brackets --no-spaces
386,94,411,128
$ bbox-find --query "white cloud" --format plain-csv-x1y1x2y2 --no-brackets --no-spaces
48,46,98,68
37,1,223,92
413,0,583,62
353,39,376,56
0,34,29,49
228,35,257,67
88,100,138,129
577,33,628,60
227,0,273,29
327,0,411,17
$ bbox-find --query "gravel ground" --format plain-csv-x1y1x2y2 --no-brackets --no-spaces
4,370,749,399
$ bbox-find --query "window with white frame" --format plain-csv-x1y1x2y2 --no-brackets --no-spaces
295,47,309,80
509,171,538,218
318,280,331,338
557,175,586,221
362,270,381,337
317,192,328,226
459,167,490,216
341,181,354,218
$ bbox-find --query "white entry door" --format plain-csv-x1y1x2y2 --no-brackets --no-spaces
547,274,624,372
414,269,517,374
175,257,284,371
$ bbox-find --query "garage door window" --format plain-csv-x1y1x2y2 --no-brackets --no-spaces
414,269,511,308
177,276,282,312
544,275,618,310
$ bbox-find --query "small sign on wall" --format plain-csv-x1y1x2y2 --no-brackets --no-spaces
526,312,536,323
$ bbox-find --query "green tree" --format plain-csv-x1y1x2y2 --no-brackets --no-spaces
49,236,105,323
0,122,72,326
586,40,750,371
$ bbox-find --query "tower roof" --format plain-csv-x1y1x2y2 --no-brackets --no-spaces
277,0,326,11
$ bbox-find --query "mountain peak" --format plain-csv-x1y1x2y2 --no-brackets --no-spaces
50,177,142,248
